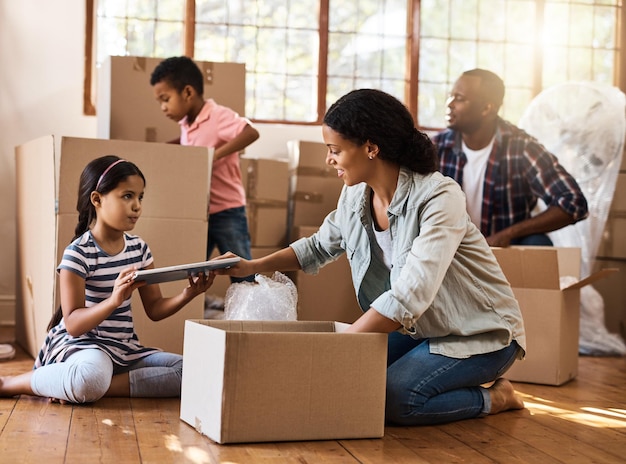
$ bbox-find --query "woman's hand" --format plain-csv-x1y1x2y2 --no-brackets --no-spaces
344,308,401,333
212,252,256,278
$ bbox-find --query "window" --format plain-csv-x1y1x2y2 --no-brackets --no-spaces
88,0,623,128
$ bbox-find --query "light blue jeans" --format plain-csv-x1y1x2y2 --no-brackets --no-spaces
386,332,521,425
31,349,182,403
207,206,254,282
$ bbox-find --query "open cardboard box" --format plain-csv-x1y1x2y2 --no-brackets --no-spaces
15,135,211,357
180,320,387,444
492,246,617,385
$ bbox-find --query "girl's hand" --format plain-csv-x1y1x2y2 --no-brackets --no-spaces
110,267,144,307
184,271,215,297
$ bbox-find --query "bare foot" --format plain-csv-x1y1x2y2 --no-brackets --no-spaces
0,371,35,397
488,378,524,414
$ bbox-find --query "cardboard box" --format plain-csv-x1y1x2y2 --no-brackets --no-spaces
240,155,290,202
15,135,211,357
591,257,626,340
287,141,344,241
97,56,246,143
180,319,387,443
290,226,363,324
596,213,626,259
240,155,290,247
492,246,616,385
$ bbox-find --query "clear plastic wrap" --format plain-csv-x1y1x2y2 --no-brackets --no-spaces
224,271,298,321
520,82,626,355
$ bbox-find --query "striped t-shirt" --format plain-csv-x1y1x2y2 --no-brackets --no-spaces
35,230,160,368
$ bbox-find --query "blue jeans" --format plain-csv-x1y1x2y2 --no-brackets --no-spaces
385,332,520,425
207,206,254,282
511,233,553,246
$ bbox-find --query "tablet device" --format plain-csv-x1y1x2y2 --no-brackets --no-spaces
131,257,240,285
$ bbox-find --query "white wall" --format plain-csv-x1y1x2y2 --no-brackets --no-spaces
0,1,323,325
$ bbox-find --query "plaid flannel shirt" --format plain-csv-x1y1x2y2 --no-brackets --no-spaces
433,117,588,236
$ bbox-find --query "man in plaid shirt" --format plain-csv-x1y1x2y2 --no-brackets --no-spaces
433,69,588,247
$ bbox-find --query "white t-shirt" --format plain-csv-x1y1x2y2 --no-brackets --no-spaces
462,136,495,228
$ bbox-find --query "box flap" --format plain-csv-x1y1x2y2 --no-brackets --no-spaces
562,268,619,290
491,246,561,289
190,319,339,333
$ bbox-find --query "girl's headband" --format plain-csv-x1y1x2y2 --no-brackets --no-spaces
95,159,127,191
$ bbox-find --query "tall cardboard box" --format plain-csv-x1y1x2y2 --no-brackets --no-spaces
15,136,211,358
180,320,387,443
240,155,290,247
97,56,246,143
492,246,616,385
290,226,363,324
287,140,344,241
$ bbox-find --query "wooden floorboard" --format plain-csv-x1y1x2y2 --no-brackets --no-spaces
1,325,625,463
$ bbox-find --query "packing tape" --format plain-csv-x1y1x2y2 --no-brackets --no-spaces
296,166,336,178
201,62,214,85
133,57,146,72
292,191,323,203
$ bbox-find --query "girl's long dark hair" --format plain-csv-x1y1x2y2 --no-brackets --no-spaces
47,156,146,331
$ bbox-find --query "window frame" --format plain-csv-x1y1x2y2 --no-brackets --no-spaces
84,0,624,129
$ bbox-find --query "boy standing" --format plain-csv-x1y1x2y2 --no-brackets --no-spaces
151,56,259,284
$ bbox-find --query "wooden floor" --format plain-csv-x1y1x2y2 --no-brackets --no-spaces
1,325,625,464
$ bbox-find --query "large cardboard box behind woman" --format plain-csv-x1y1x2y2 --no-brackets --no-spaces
15,135,210,357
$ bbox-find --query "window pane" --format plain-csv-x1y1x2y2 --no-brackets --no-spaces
506,1,535,43
196,0,319,121
96,0,184,66
449,0,478,40
421,0,450,38
478,0,506,42
418,82,449,128
419,38,449,83
327,0,407,113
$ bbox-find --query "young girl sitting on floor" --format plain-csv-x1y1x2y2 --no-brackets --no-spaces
0,155,213,403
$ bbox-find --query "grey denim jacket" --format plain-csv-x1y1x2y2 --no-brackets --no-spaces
291,168,526,359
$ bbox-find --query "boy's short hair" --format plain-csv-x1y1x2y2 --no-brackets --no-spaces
150,56,204,96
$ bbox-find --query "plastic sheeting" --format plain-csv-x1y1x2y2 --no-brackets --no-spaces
224,272,298,321
519,82,626,355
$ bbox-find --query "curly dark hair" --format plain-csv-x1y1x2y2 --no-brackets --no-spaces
150,56,204,96
323,89,437,174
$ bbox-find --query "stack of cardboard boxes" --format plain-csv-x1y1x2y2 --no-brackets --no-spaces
594,144,626,341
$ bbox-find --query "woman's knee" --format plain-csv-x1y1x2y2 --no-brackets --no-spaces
385,378,427,425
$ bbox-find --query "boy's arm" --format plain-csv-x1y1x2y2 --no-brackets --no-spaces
213,124,260,161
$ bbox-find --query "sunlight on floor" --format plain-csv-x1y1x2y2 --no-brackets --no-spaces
101,418,135,435
518,392,626,428
163,433,214,464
